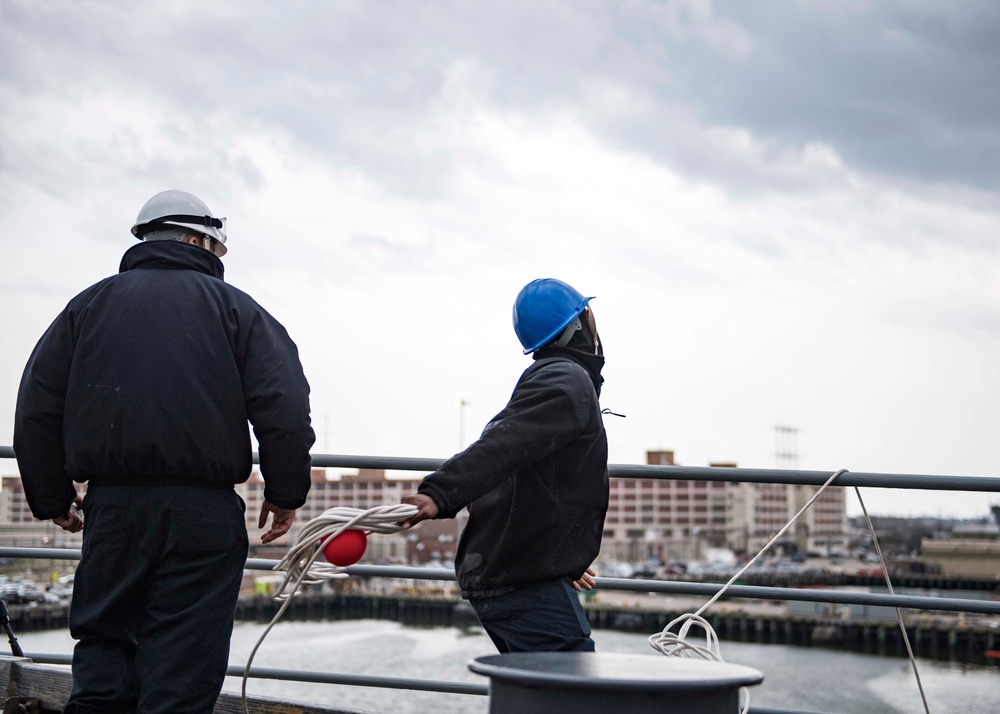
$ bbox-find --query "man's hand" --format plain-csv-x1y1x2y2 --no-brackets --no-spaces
573,566,596,592
53,495,84,533
258,499,296,544
400,494,439,529
53,510,83,533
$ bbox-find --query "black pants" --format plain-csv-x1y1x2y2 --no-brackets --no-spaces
64,485,248,714
469,578,596,653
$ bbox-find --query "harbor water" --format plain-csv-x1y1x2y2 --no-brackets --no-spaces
14,620,999,713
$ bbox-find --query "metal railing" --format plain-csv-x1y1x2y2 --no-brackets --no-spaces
2,445,999,714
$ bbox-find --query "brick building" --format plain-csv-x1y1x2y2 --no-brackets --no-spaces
0,475,85,548
599,451,847,565
238,469,452,565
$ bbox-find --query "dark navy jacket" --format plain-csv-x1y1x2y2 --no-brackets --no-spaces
14,240,315,519
418,350,608,599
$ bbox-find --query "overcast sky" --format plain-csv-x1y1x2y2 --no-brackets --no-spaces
2,1,999,518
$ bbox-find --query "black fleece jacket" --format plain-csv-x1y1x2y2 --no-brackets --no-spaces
418,347,609,599
14,240,315,519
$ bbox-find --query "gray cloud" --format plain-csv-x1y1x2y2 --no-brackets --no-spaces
656,2,1000,189
2,1,998,205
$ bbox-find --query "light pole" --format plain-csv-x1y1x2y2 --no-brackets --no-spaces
458,399,469,449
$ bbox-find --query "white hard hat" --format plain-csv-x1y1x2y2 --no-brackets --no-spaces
131,190,228,256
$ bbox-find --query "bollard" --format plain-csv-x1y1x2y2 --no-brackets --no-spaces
469,652,762,714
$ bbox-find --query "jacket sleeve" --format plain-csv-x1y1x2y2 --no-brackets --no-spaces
418,362,591,519
13,308,81,520
239,306,316,510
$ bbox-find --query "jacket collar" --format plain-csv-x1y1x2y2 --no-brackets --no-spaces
119,240,225,280
533,345,605,397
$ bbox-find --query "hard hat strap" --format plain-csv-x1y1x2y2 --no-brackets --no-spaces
147,214,224,230
554,316,583,347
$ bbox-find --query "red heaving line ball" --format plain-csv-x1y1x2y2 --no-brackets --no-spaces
322,529,368,566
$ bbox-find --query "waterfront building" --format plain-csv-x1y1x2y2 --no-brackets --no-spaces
238,468,435,564
601,451,737,564
0,475,36,526
0,475,84,549
599,451,848,566
920,508,1000,578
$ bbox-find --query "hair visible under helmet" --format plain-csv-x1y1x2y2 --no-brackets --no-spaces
131,189,228,256
512,278,597,355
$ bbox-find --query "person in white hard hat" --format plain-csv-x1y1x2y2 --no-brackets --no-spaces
14,189,316,714
130,188,229,256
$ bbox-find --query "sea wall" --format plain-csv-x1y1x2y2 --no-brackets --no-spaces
234,591,1000,666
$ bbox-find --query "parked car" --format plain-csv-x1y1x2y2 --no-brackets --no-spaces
598,561,634,578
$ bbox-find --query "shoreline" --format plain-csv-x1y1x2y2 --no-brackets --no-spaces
4,587,997,667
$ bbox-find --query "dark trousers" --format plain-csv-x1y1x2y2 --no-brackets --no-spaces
64,485,249,714
469,578,596,653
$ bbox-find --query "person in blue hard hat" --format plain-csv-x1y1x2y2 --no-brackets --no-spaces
401,278,609,653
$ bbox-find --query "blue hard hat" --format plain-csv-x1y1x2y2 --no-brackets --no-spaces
513,278,595,354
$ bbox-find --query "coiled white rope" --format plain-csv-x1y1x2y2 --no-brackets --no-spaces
647,468,931,714
241,503,418,714
271,505,417,601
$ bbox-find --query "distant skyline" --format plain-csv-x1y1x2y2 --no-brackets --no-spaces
2,1,999,519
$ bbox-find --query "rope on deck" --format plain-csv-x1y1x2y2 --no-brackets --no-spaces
648,469,931,714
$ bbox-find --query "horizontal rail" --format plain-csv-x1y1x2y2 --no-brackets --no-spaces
305,452,1000,492
609,464,1000,492
6,548,998,615
0,547,82,560
25,652,488,695
339,565,1000,616
3,445,999,492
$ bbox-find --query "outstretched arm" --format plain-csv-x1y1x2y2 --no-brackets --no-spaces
417,364,589,519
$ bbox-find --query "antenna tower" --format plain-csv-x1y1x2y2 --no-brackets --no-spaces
774,425,799,470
